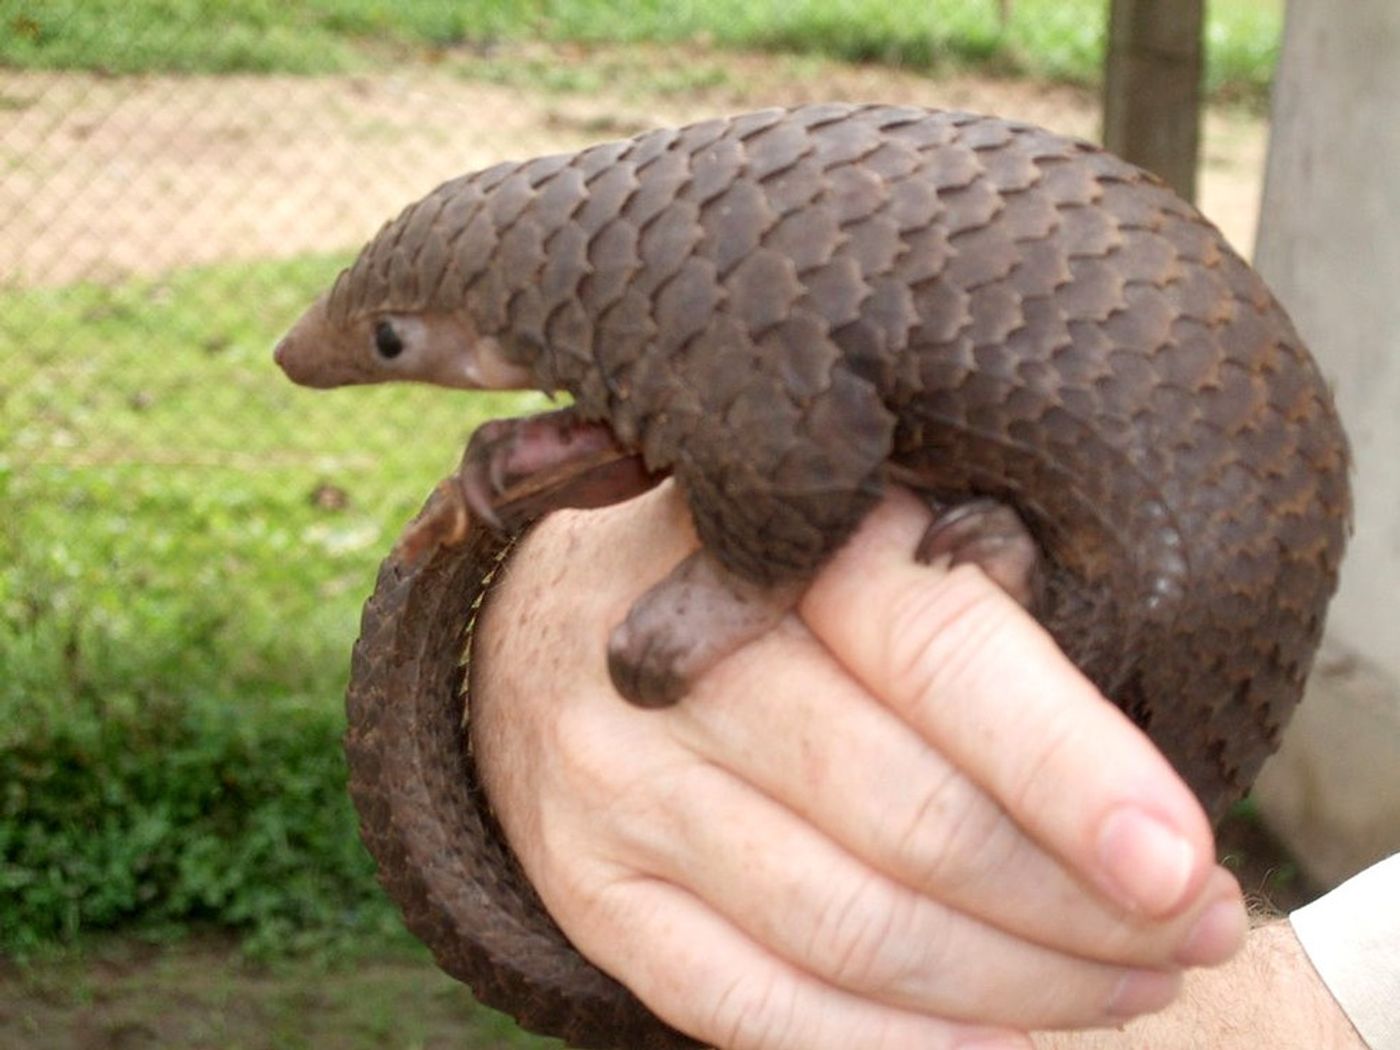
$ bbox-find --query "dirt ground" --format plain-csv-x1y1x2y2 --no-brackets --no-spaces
1,41,1267,287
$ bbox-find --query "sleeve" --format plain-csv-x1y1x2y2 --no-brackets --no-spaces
1290,852,1400,1050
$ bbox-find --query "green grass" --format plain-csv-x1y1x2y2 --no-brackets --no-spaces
2,0,1284,103
0,255,542,958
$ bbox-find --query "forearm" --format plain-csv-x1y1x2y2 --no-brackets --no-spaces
1032,921,1365,1050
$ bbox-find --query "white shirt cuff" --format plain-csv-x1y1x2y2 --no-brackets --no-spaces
1291,852,1400,1050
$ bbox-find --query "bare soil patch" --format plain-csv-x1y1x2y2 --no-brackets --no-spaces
1,42,1267,287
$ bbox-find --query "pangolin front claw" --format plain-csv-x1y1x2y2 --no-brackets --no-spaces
394,477,475,568
395,407,664,568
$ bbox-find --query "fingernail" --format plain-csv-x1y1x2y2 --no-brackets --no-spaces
1106,969,1181,1018
1176,896,1248,966
1096,806,1197,915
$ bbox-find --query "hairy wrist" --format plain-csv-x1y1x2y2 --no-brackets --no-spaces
1032,920,1364,1049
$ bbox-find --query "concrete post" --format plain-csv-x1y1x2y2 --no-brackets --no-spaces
1252,0,1400,887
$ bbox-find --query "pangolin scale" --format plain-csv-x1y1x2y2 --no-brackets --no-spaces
298,104,1350,1049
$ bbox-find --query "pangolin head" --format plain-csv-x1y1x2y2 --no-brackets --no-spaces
274,172,533,392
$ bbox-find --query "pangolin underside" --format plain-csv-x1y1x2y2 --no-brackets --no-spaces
337,104,1350,1050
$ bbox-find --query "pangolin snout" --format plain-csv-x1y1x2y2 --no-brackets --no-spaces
272,326,351,389
272,333,317,386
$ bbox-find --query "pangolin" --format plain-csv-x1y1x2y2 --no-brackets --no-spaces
274,103,1350,1050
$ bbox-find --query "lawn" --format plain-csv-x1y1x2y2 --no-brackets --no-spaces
0,255,544,959
2,0,1284,103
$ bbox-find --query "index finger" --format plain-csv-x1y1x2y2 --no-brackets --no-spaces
800,490,1220,921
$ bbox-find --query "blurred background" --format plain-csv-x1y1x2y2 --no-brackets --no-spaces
3,2,1397,1047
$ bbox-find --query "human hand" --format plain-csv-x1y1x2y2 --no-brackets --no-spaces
470,483,1248,1050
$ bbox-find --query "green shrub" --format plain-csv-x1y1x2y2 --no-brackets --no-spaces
0,687,400,958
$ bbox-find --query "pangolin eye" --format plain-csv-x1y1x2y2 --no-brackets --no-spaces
373,319,404,360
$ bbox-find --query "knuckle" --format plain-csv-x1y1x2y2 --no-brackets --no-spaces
547,703,649,801
892,771,1014,895
1002,704,1082,820
562,870,640,944
883,565,1012,718
707,972,801,1050
805,874,908,991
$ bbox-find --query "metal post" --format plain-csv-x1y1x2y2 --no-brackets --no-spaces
1102,0,1205,202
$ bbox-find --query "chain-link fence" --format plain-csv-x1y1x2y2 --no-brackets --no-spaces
0,0,1134,706
0,1,1285,955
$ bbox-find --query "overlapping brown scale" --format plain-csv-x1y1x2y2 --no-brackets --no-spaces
938,177,1004,237
840,214,904,276
451,211,499,292
944,223,1021,289
882,110,958,151
697,178,776,276
758,155,827,217
527,166,588,233
539,222,593,307
471,158,519,194
625,201,699,301
398,192,449,259
593,286,655,394
724,248,803,332
809,116,886,170
684,137,745,207
387,249,418,307
964,282,1025,349
792,250,863,327
493,218,549,296
910,278,973,344
504,286,547,353
621,126,679,172
1034,156,1104,207
822,162,887,225
1102,284,1176,358
464,266,511,334
995,187,1059,242
573,163,638,237
573,139,632,183
796,366,895,477
763,205,842,273
484,171,536,231
756,311,842,401
619,150,689,230
721,376,803,473
1057,203,1123,258
652,257,722,356
897,223,955,287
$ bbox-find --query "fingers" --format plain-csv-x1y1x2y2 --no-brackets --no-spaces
673,617,1246,971
802,490,1236,925
625,756,1181,1030
472,483,1247,1050
576,874,1032,1050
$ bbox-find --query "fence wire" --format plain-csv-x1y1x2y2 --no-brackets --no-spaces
0,2,1277,714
